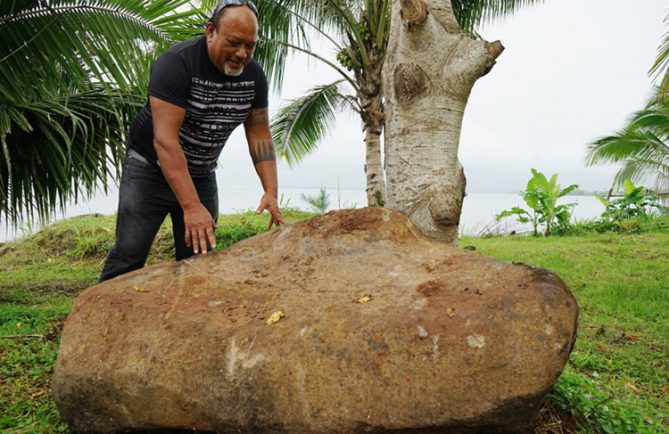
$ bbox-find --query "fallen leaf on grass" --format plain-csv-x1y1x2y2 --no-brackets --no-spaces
266,311,284,325
623,333,641,341
353,294,373,304
31,390,46,399
624,382,640,393
595,343,607,353
134,285,149,293
660,386,669,396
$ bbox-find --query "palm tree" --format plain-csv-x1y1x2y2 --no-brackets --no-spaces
587,94,669,200
264,0,544,207
0,0,205,225
650,13,669,100
588,13,669,201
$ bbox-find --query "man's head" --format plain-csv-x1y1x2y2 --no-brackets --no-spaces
206,0,258,77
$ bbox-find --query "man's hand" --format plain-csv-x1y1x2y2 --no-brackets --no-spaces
256,192,285,229
245,108,284,229
183,202,217,254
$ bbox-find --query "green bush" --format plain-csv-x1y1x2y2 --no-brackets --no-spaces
496,169,578,236
555,212,669,236
596,180,664,222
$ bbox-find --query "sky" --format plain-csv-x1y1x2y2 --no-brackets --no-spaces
216,0,668,194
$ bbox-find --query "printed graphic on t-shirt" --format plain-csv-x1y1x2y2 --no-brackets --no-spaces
181,78,255,176
128,38,268,174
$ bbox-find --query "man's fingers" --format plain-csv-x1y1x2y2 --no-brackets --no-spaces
185,228,191,248
268,213,284,229
271,209,285,225
206,225,216,251
192,229,200,254
198,229,208,254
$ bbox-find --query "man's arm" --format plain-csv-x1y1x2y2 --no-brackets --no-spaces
244,108,285,228
150,96,216,254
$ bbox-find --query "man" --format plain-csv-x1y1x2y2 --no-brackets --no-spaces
99,0,284,282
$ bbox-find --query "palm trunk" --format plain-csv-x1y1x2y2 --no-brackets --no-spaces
363,93,386,207
356,34,387,208
382,0,504,243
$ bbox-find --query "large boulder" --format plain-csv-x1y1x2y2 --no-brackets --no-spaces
53,208,578,433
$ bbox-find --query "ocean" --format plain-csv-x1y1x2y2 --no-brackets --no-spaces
0,184,606,242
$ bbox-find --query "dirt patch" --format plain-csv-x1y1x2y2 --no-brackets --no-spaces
304,208,385,235
417,280,446,297
337,208,383,232
531,400,577,434
45,317,67,342
25,281,90,297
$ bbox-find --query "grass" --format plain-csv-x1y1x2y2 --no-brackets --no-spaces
1,211,668,433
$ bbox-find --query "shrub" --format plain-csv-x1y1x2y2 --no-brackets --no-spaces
496,169,578,236
596,180,664,222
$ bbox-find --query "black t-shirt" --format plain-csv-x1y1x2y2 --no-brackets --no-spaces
128,36,268,177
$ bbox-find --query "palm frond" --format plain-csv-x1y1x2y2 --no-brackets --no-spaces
255,0,363,90
271,79,349,166
649,13,669,100
254,0,310,93
0,0,206,225
614,157,669,198
0,85,143,224
587,95,669,195
452,0,544,35
0,0,205,92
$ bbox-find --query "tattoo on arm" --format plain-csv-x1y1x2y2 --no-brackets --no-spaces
250,140,276,165
246,109,269,127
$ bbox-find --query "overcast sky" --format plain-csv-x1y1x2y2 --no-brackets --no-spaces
217,0,668,194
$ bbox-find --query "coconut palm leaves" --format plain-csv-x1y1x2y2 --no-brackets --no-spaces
271,79,350,165
588,14,669,200
650,13,669,100
0,0,205,225
587,95,669,199
1,86,143,223
452,0,544,34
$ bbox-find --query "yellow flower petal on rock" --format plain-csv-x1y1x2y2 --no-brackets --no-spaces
266,311,285,325
354,294,373,304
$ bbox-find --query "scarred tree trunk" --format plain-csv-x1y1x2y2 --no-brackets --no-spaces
382,0,504,242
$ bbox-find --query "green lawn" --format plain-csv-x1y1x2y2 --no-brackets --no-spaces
1,212,667,433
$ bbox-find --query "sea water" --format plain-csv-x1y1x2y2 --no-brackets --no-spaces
0,184,605,242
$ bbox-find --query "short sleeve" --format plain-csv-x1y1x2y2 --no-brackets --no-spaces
148,52,191,108
252,63,269,109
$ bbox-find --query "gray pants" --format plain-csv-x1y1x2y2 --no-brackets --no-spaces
99,150,218,282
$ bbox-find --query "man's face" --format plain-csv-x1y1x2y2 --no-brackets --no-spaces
206,6,258,76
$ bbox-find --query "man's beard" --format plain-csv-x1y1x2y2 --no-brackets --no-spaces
224,63,244,76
